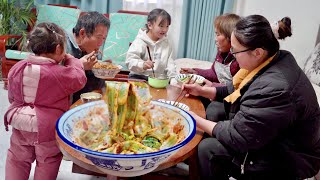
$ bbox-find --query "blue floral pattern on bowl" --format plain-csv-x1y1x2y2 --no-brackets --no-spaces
56,100,196,177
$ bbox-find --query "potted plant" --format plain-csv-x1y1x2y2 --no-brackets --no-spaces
0,0,35,49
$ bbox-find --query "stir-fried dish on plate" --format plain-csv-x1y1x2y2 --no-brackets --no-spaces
93,61,120,70
72,81,186,154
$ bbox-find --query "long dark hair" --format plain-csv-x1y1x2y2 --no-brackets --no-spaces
234,15,279,58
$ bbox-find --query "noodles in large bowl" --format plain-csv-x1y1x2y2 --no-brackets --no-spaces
56,81,196,177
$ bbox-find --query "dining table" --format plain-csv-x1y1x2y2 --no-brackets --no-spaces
55,83,206,180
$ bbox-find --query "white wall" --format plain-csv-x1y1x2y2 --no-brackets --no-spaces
235,0,320,67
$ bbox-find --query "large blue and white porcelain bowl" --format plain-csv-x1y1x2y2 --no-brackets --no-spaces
56,100,196,177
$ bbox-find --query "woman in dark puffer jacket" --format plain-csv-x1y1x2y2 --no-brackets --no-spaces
183,15,320,180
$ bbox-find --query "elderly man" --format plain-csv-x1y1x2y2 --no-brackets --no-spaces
66,11,110,103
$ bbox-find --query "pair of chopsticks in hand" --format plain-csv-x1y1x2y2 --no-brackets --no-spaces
172,75,195,107
146,46,156,78
88,50,102,61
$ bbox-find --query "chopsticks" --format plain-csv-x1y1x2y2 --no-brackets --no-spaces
172,75,194,107
146,46,155,78
104,78,146,82
88,50,102,60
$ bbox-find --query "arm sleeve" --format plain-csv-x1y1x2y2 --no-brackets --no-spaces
215,82,234,102
8,83,14,103
125,39,146,73
194,53,220,82
56,56,87,95
194,62,217,82
215,86,229,102
166,44,177,78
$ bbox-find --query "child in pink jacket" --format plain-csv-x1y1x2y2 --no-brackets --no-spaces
4,22,87,180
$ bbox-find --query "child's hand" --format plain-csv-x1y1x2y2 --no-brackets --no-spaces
60,54,75,65
180,68,197,74
143,59,154,70
81,51,98,70
64,53,75,60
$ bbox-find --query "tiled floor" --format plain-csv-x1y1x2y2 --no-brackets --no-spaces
0,81,102,180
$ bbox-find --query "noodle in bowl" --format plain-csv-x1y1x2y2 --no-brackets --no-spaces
56,100,196,177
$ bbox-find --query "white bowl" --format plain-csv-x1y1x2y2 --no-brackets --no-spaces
92,62,122,79
157,99,190,111
175,74,205,86
56,100,196,177
80,92,102,103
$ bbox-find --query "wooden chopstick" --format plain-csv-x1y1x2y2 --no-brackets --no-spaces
146,46,155,78
104,77,146,82
88,50,101,60
172,75,195,107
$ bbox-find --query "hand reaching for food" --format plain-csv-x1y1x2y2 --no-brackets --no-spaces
180,68,197,74
182,82,203,97
61,54,76,65
203,79,213,87
81,51,98,70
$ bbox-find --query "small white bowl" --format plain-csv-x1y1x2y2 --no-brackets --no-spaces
80,92,102,103
175,74,205,86
157,99,190,111
92,62,122,79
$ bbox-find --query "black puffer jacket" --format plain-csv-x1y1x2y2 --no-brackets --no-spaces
214,50,320,178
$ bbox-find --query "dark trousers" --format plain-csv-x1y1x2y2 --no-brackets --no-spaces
206,101,226,122
198,137,237,180
198,138,298,180
200,101,299,180
198,96,211,110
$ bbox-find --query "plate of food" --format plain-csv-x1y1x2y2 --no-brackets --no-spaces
92,61,122,79
157,99,190,111
175,74,205,86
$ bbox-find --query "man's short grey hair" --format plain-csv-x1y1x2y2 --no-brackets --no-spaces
73,11,110,37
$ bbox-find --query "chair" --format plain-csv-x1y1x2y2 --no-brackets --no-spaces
101,11,148,71
1,7,148,88
0,4,81,89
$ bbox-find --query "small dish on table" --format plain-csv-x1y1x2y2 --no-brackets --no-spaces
175,74,205,86
92,61,122,79
80,92,102,103
148,74,170,89
157,99,190,111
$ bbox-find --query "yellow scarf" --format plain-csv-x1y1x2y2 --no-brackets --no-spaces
224,54,276,104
